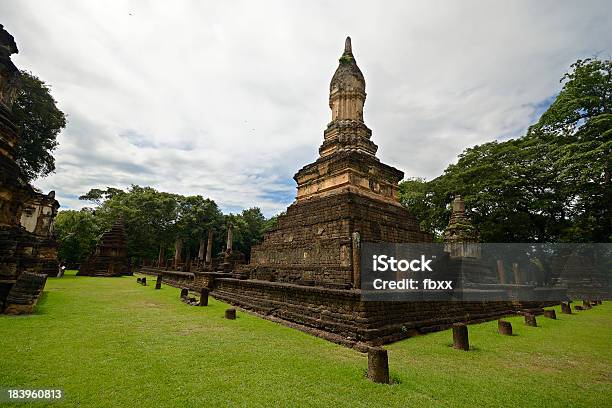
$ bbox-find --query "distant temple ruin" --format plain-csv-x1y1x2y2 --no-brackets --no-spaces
0,25,59,314
78,218,131,277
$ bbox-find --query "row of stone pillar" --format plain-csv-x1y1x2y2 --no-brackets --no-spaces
177,286,237,318
163,227,234,270
136,275,163,289
453,311,555,351
367,306,571,384
496,260,529,284
371,301,600,383
352,232,540,289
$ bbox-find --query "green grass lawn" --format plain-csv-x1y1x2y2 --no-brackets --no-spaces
1,270,610,407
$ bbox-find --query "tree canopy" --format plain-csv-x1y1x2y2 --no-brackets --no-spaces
54,209,100,265
13,70,66,181
58,185,272,264
399,58,611,243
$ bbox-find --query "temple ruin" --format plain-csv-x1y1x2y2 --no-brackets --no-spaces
20,190,60,276
0,25,59,314
78,218,131,277
137,37,564,346
242,37,431,288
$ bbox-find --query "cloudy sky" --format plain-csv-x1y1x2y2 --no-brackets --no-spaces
2,0,611,216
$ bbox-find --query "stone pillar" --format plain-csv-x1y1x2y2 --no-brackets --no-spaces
141,277,147,286
367,347,390,384
205,230,213,264
158,245,165,267
498,320,512,335
137,278,141,284
351,231,361,289
512,263,522,284
452,323,469,351
174,238,183,269
222,225,233,272
198,238,205,260
582,300,592,309
543,309,556,319
185,249,191,272
180,288,188,298
199,288,209,306
155,274,162,290
496,260,506,284
225,308,236,319
561,302,572,314
524,313,537,327
225,226,233,255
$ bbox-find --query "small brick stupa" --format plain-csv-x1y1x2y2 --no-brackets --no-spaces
78,218,131,277
443,195,498,286
443,195,480,258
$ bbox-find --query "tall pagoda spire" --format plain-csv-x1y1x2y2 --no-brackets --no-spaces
344,36,352,54
293,37,404,205
319,37,378,158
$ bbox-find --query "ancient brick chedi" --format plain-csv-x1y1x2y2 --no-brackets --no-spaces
78,218,131,277
142,38,560,345
245,37,430,287
0,25,58,314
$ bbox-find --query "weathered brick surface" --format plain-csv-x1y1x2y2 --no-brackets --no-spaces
3,271,47,314
247,191,431,286
210,277,525,343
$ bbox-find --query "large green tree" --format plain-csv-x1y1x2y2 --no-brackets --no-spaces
80,186,182,262
72,185,271,265
400,58,611,243
233,208,267,260
54,209,101,264
13,70,66,181
527,58,612,241
174,194,223,262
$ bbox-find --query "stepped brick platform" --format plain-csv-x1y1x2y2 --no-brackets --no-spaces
139,266,554,345
78,218,131,277
244,190,430,286
551,252,609,301
139,267,194,288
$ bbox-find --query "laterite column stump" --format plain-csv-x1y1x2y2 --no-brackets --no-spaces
225,308,236,319
367,347,390,384
452,323,469,351
498,320,512,335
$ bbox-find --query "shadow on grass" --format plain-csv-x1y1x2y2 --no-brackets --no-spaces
446,343,482,351
33,291,50,314
361,369,403,385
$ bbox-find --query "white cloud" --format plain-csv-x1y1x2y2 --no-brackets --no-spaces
2,0,611,216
